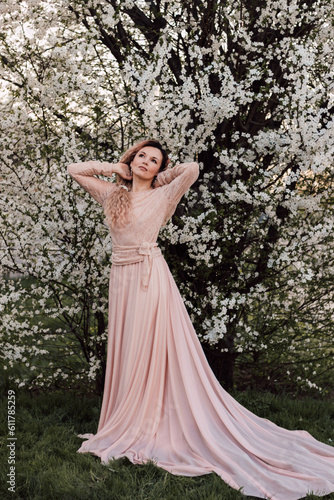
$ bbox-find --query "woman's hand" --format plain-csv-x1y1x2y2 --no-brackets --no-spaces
113,162,133,181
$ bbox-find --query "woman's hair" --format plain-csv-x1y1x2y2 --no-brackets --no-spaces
104,139,169,228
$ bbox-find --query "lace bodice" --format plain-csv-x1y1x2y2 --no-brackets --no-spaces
67,161,199,246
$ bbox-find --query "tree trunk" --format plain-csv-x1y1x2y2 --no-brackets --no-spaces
203,347,236,390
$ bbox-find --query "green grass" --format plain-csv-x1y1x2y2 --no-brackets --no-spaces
0,390,333,500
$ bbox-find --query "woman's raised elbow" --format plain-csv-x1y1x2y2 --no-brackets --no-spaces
189,162,200,180
67,163,77,177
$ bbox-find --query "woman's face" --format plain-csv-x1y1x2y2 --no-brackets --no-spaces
131,147,163,181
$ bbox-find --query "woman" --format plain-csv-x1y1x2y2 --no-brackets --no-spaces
68,140,334,500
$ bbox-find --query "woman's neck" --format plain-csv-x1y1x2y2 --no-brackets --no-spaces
131,176,153,192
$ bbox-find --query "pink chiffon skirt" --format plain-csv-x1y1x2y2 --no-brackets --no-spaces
78,255,334,500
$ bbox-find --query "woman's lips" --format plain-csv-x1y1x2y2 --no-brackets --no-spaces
138,166,147,171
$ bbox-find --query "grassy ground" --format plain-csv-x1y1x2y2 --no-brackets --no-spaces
0,389,333,500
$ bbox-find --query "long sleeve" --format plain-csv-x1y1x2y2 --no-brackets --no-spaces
156,162,199,224
67,161,116,205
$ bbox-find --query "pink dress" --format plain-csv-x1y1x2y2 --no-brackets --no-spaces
68,161,334,500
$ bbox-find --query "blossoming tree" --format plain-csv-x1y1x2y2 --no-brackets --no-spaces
1,0,333,393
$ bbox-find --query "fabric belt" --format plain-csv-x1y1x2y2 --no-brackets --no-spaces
111,242,162,291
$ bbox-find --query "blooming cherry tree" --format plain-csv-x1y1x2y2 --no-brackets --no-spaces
0,0,333,393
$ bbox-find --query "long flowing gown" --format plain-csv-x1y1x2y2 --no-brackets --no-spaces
68,161,334,500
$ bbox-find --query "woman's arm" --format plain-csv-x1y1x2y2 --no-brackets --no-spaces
155,162,199,191
155,162,200,225
156,162,199,202
67,161,131,205
67,161,115,205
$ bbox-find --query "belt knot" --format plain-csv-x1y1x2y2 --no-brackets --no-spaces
111,242,161,291
138,241,152,257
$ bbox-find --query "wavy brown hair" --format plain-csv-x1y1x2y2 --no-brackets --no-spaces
104,140,169,228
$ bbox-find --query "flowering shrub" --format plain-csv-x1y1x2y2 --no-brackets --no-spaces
0,0,333,393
